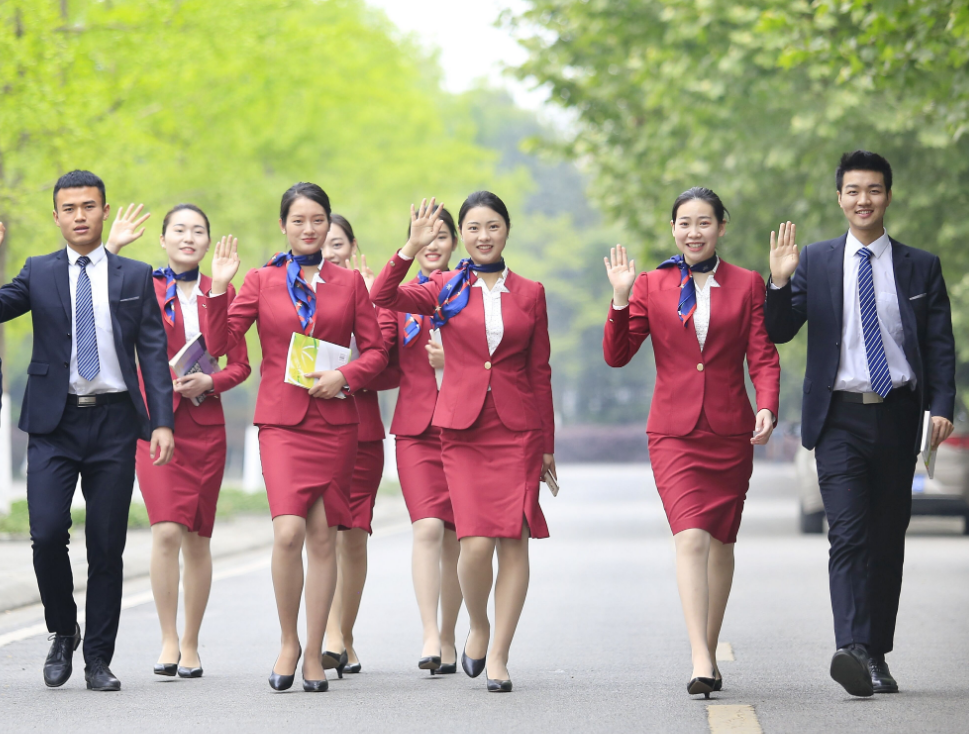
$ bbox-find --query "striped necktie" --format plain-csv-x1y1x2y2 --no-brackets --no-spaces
75,256,100,381
857,247,892,398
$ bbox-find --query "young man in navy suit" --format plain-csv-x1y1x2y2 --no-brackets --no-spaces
0,171,175,691
765,151,956,697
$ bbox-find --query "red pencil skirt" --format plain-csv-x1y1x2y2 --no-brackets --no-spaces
439,393,548,540
647,411,753,544
346,440,384,534
136,401,225,538
258,407,355,526
396,427,455,530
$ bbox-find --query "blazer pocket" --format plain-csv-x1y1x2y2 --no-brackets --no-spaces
908,293,927,301
119,295,140,302
27,361,49,376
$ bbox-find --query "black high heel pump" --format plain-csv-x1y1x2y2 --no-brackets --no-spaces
322,650,348,679
435,646,458,675
177,655,203,679
687,675,716,699
461,635,486,679
269,646,302,691
154,653,180,677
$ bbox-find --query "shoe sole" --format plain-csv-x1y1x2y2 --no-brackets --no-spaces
830,655,874,697
873,684,899,693
44,677,70,688
86,683,121,691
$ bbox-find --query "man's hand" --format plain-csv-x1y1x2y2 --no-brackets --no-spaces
931,415,955,449
105,203,151,254
306,369,348,399
174,373,215,400
769,221,799,288
426,341,445,370
150,427,175,466
750,408,775,445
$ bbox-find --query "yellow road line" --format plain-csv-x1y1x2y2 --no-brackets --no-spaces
707,705,763,734
717,642,735,662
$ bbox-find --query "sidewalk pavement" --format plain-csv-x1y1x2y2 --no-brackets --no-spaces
0,492,409,613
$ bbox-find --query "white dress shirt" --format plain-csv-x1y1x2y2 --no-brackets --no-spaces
176,281,203,343
66,245,126,395
693,260,721,352
472,269,509,356
834,229,914,392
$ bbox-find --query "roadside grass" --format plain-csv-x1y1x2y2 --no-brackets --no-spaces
1,478,401,538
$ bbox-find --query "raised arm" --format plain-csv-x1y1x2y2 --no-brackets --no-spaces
764,221,807,343
203,236,250,357
603,245,649,367
207,283,252,394
104,203,150,254
0,258,33,323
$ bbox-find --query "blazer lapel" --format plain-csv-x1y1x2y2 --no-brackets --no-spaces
890,239,920,367
106,252,126,358
52,249,71,323
828,235,846,336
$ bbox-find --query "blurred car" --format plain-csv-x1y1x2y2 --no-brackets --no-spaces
794,402,969,535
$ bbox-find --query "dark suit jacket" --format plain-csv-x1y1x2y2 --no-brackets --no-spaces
0,248,174,440
765,234,956,451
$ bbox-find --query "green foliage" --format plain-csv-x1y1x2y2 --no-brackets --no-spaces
507,1,969,412
215,487,270,518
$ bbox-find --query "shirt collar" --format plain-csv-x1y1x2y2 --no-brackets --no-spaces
176,281,203,303
846,228,891,260
66,244,106,266
472,268,510,294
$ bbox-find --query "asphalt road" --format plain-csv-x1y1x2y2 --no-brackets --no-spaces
1,463,968,733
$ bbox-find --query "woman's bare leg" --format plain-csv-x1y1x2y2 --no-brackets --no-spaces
439,527,463,665
150,521,186,665
337,528,369,663
488,524,530,681
706,538,735,680
302,498,337,681
270,514,306,675
412,518,445,658
673,528,715,679
179,531,212,669
457,536,496,662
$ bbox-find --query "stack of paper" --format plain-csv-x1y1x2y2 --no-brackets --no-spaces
285,332,351,398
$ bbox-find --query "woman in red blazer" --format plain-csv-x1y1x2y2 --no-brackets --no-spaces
106,203,250,679
371,192,555,693
206,184,388,692
318,214,400,677
376,206,463,675
603,187,780,698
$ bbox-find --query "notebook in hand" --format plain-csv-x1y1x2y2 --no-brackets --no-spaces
169,333,221,406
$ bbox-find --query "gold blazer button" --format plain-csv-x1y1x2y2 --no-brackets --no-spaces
697,363,704,372
484,361,492,370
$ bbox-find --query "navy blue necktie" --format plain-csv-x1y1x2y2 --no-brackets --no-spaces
75,256,100,381
857,247,892,398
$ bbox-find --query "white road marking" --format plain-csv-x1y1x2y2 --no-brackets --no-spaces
707,704,763,733
717,641,735,662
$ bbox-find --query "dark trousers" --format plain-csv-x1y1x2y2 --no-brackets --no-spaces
27,399,140,665
815,390,919,657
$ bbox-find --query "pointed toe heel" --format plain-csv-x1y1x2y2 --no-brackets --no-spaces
419,655,442,673
487,678,513,692
154,654,180,677
322,650,348,679
269,646,302,691
461,651,486,679
302,678,329,692
177,655,203,679
687,676,716,698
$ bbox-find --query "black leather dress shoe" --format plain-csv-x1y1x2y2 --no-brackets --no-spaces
869,658,899,693
830,645,874,697
44,624,81,688
85,660,121,691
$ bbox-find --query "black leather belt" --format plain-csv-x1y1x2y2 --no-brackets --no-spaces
67,392,131,408
833,388,913,405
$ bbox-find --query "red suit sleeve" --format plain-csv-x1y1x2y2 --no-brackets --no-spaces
603,273,650,368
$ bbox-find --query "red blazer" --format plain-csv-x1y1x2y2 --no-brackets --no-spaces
371,251,554,454
205,259,388,427
377,279,440,437
139,273,250,426
603,259,780,436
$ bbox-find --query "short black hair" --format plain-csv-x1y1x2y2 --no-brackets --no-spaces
280,182,331,222
836,150,893,192
458,191,510,231
671,187,730,224
53,170,106,208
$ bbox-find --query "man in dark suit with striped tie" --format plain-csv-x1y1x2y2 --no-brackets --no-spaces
765,151,956,697
0,171,174,691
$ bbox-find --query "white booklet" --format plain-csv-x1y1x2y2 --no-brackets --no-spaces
920,410,937,479
285,332,351,399
430,328,444,390
169,333,222,406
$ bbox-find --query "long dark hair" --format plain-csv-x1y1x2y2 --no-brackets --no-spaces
280,182,331,222
458,191,510,231
671,187,729,224
162,203,210,236
330,214,355,242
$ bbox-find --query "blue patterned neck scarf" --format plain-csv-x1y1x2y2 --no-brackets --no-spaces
656,253,717,326
403,271,431,347
153,266,199,327
431,258,505,329
265,250,323,334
